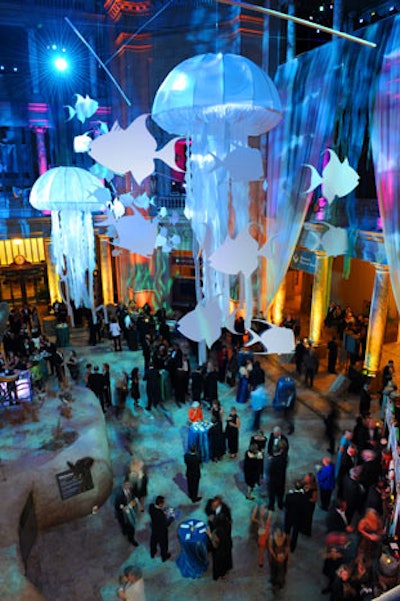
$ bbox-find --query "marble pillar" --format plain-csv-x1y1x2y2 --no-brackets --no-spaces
309,252,330,344
271,278,286,325
364,264,390,376
98,235,114,306
43,238,59,304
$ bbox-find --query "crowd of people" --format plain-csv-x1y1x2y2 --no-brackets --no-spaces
2,300,400,601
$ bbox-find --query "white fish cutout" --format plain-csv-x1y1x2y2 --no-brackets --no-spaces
177,298,223,348
245,320,295,355
73,133,92,153
88,114,183,184
65,94,99,124
209,227,259,277
106,197,125,219
304,149,360,204
210,146,264,182
104,212,157,257
133,193,153,211
320,223,348,257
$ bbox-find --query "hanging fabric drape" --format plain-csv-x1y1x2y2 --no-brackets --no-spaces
265,44,343,311
265,17,391,314
370,16,400,315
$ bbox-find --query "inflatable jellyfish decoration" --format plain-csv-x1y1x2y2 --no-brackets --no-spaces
152,53,282,343
29,166,110,315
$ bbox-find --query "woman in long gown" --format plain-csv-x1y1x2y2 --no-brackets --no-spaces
236,362,251,404
225,407,240,458
209,416,225,462
207,513,233,580
243,443,263,499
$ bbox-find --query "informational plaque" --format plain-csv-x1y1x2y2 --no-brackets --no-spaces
56,465,94,501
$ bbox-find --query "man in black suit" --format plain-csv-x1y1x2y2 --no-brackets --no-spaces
114,479,139,547
205,495,232,535
184,444,202,502
326,499,352,533
88,365,106,412
267,427,289,511
284,481,306,552
149,495,174,561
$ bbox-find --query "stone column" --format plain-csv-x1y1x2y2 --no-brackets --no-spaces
43,238,59,304
364,264,390,376
98,235,114,306
309,251,329,344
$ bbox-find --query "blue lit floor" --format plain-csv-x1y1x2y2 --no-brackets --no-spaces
15,330,392,600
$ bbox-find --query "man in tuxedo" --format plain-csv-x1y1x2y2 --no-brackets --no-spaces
284,481,306,552
326,499,352,533
149,495,174,561
267,426,289,459
184,444,202,502
114,479,139,547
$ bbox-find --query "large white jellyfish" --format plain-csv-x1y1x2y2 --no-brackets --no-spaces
152,52,282,346
29,166,110,319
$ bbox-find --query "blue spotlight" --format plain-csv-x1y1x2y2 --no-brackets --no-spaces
54,56,68,72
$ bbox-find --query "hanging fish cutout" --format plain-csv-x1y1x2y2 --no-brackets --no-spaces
133,192,153,211
106,197,125,219
103,211,157,257
177,298,223,348
65,93,99,124
73,133,92,153
209,227,259,277
320,223,348,256
89,114,184,184
304,148,360,204
210,146,264,182
245,320,295,355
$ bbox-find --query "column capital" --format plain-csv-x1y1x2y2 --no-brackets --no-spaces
313,250,328,258
372,263,389,273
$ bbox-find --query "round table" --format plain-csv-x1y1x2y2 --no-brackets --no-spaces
188,422,212,462
176,519,209,578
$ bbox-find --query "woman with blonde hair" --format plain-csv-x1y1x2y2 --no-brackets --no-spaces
357,507,383,559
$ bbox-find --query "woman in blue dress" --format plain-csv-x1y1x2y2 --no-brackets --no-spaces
236,361,252,404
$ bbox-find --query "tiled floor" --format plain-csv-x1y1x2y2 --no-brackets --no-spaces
6,327,399,600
